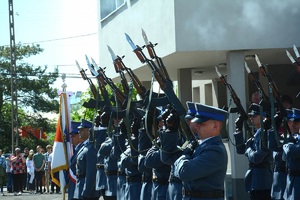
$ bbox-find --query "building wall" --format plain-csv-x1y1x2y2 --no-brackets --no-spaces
174,0,300,51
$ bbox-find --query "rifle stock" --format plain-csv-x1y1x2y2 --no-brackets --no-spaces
215,66,253,139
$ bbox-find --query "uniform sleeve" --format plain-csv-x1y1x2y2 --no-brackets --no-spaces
174,145,226,181
82,147,97,198
283,142,300,159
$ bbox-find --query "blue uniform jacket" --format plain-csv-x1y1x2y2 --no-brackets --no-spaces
283,136,300,200
244,129,273,192
138,129,153,200
160,130,184,200
68,142,84,200
96,128,108,191
268,130,287,200
145,139,171,200
74,141,100,199
174,135,228,200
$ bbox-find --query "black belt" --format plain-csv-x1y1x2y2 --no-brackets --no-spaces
126,176,142,182
96,164,104,169
248,163,270,169
287,169,300,176
152,177,169,185
273,165,286,172
76,173,85,178
118,170,126,176
169,175,182,183
105,170,118,176
182,188,224,199
142,175,152,183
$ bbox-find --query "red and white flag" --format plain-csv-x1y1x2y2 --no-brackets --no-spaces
51,92,72,196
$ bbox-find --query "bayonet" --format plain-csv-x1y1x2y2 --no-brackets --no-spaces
85,55,99,77
244,61,251,74
293,44,300,58
107,45,118,61
286,50,296,64
125,33,138,51
215,66,222,78
76,60,82,72
141,28,150,46
255,54,262,67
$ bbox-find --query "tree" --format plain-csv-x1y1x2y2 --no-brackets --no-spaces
0,43,59,152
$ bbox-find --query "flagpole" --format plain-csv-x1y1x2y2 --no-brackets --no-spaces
62,73,67,92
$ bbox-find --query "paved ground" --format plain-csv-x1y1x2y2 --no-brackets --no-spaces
1,191,65,200
2,187,104,200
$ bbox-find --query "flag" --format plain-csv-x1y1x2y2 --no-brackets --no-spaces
51,92,72,197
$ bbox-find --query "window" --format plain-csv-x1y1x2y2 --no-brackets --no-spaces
100,0,125,19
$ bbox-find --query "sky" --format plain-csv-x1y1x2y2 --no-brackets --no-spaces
0,0,99,93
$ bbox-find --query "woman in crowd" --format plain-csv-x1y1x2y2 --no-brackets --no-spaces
9,148,26,196
26,152,35,194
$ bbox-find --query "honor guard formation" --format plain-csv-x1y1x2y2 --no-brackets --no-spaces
65,32,300,200
1,31,299,200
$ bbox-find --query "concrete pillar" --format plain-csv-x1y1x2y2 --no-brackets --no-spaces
226,51,250,200
177,68,192,108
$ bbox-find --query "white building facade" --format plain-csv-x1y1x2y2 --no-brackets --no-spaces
97,1,300,199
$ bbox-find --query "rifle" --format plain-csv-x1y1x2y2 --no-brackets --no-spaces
76,60,101,101
86,56,127,107
215,66,253,139
107,45,146,98
244,61,269,103
125,32,196,143
84,56,111,107
254,54,292,142
286,45,300,74
141,29,171,83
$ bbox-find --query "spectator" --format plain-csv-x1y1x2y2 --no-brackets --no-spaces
9,148,26,196
26,152,35,194
0,149,7,196
5,153,13,193
33,145,45,194
23,147,29,191
43,145,52,193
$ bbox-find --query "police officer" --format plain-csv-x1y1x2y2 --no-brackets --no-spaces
161,103,228,200
160,102,197,200
95,112,110,199
234,103,272,200
68,121,83,200
74,119,100,200
98,113,123,200
282,108,300,200
137,110,153,200
144,109,171,200
268,109,294,200
118,118,142,200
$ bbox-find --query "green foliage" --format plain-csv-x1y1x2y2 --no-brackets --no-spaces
0,43,59,152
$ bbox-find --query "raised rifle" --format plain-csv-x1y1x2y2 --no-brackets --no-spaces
244,61,269,103
215,66,253,139
76,60,101,101
286,45,300,74
254,54,292,143
125,32,196,143
107,45,146,98
85,56,127,107
141,29,171,83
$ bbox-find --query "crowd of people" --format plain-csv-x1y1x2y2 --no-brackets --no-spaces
0,144,60,196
